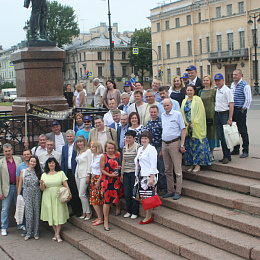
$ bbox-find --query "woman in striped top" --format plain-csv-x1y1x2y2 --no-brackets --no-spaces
121,130,140,219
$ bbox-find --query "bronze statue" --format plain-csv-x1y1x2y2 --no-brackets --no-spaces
24,0,48,41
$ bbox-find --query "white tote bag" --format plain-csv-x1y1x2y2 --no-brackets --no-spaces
223,122,240,150
15,195,25,225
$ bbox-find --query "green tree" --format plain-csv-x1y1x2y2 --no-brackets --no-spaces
128,27,152,81
47,1,80,48
0,81,16,89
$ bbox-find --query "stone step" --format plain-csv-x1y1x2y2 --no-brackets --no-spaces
182,179,260,216
161,196,260,238
183,170,260,195
108,210,245,260
138,204,260,259
69,216,184,260
60,222,133,260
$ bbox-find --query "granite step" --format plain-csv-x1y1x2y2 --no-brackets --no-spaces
182,179,260,216
60,222,133,260
69,216,184,260
108,210,244,260
183,170,260,195
136,204,260,259
161,196,260,238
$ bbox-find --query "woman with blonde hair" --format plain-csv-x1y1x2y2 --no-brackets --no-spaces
169,76,184,106
198,75,219,155
86,141,104,226
74,135,92,220
75,84,87,108
100,140,122,231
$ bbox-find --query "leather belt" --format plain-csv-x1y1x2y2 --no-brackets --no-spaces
163,137,180,144
10,182,16,185
216,110,229,115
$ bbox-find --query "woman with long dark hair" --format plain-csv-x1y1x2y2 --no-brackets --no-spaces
102,80,121,109
17,156,42,240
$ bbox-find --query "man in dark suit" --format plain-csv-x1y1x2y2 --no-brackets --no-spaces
180,65,203,104
108,109,122,131
61,130,82,217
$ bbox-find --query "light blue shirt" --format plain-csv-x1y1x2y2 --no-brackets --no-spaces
154,91,162,103
119,124,129,149
16,162,28,177
123,103,130,114
158,98,181,119
161,109,185,142
75,129,90,141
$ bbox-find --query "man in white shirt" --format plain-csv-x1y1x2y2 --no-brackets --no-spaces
230,69,252,158
93,78,105,108
130,81,146,103
214,73,234,164
104,98,118,126
39,140,61,170
46,121,67,154
31,134,47,157
161,98,186,200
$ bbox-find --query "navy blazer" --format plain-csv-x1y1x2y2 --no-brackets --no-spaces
61,144,77,176
117,124,129,149
180,77,203,104
108,122,117,130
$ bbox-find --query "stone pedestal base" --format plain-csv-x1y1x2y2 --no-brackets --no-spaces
11,46,68,115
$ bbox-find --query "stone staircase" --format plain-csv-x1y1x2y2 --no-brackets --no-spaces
59,162,260,259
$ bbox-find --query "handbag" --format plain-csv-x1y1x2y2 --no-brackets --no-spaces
15,195,25,225
57,187,70,203
141,185,162,211
223,122,240,150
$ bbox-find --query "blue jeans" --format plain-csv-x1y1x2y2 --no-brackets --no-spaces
215,112,231,160
1,185,17,229
156,146,167,191
123,172,139,215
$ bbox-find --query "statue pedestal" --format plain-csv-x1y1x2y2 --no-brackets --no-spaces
11,46,68,115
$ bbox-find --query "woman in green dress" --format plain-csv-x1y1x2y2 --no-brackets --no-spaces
199,75,219,155
39,157,72,243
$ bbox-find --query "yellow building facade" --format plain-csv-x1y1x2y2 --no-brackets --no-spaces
148,0,260,90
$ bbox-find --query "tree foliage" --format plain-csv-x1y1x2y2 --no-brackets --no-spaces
47,1,80,48
128,27,152,80
0,81,16,89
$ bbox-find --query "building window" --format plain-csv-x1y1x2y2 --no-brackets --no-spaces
227,4,232,15
166,44,170,59
207,65,211,75
227,33,234,50
238,1,244,13
122,51,126,60
199,39,202,54
165,20,169,30
206,36,210,52
122,65,127,76
176,67,181,76
239,31,245,48
176,42,181,57
167,68,171,84
198,12,201,23
217,35,222,51
98,66,102,77
79,68,82,78
175,18,180,28
158,46,162,60
68,69,70,79
187,40,192,56
157,23,161,32
187,15,191,25
200,65,203,79
216,7,221,18
98,52,102,60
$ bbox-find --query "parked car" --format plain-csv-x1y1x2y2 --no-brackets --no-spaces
0,88,17,102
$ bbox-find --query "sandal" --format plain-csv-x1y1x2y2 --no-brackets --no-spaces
104,227,110,231
56,235,63,243
52,236,57,241
93,219,104,226
92,218,99,223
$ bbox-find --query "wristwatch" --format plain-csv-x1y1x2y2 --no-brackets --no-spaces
180,145,184,148
229,118,232,121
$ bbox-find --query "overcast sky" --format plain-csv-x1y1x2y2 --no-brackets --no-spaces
0,0,171,49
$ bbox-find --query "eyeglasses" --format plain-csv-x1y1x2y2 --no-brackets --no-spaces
84,121,91,123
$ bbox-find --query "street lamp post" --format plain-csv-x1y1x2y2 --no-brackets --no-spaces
248,14,260,95
23,20,30,41
102,0,114,81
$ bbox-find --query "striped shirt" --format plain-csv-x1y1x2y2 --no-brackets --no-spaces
121,142,141,173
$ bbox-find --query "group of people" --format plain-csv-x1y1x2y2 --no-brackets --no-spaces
0,65,251,240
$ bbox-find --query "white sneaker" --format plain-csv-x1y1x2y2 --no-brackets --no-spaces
18,225,25,230
124,212,131,218
1,229,7,236
131,214,138,219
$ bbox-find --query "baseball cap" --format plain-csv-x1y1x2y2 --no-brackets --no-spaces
214,73,224,80
124,81,131,87
181,73,189,79
51,121,60,127
186,65,197,71
83,115,92,121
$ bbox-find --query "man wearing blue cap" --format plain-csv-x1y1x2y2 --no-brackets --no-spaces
75,116,92,141
180,65,203,104
214,73,234,164
46,121,67,154
181,73,189,85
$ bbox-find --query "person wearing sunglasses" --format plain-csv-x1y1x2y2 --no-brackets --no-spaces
75,116,92,142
